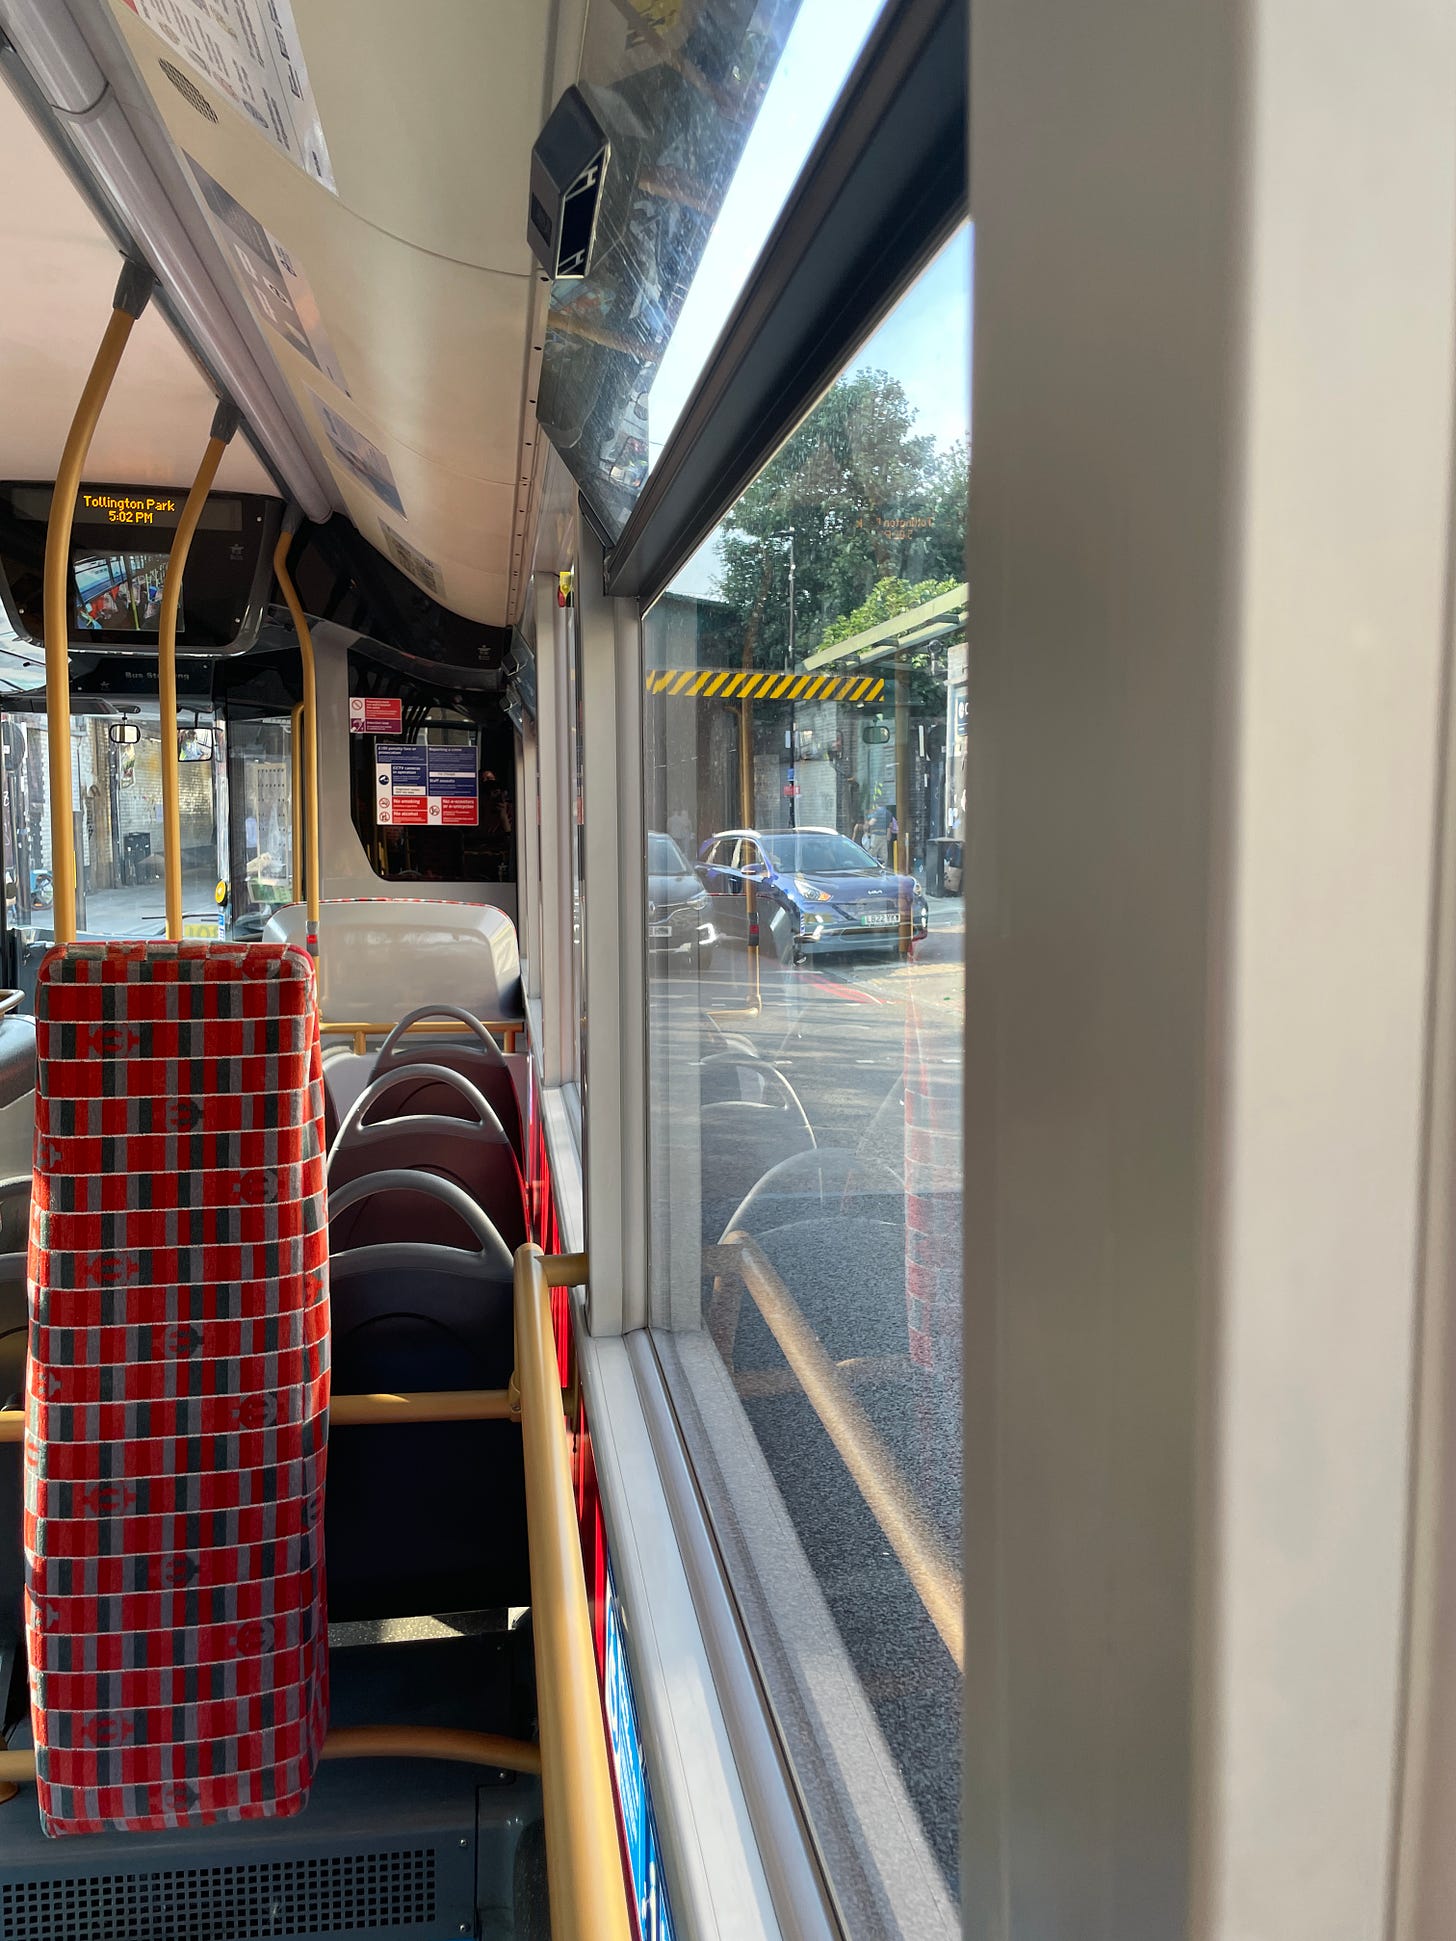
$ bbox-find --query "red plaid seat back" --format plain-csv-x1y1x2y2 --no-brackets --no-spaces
23,942,330,1838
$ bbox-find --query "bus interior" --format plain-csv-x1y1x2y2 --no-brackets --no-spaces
0,3,969,1938
0,2,1447,1941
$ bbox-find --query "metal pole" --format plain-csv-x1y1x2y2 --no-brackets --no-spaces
272,521,321,973
42,261,153,944
159,401,238,939
512,1245,633,1941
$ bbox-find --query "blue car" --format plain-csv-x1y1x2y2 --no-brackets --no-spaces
697,826,928,965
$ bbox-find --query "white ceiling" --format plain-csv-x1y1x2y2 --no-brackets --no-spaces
0,78,272,493
0,0,588,626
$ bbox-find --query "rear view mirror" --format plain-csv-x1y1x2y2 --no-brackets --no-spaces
862,723,891,745
178,729,215,763
108,722,141,746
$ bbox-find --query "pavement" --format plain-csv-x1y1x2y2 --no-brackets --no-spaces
22,877,222,940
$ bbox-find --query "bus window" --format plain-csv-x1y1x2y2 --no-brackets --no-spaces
643,225,970,1921
344,658,515,886
1,702,228,944
225,715,296,937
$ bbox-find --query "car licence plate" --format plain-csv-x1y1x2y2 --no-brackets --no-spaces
649,922,672,939
860,912,899,926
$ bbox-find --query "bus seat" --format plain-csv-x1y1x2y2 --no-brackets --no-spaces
0,1251,26,1655
327,1064,528,1251
371,1006,525,1161
263,898,524,1021
0,1172,32,1254
24,941,330,1838
0,1012,36,1181
325,1173,526,1619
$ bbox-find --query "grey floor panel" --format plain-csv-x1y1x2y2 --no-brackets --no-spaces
0,1632,543,1941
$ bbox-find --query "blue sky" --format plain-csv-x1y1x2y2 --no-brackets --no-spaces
650,0,972,599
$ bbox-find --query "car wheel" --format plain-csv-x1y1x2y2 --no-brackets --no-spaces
791,943,808,968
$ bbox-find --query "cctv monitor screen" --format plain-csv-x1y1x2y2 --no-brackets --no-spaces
0,482,280,651
74,552,179,635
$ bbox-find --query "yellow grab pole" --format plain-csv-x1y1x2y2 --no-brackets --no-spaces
272,524,321,971
513,1245,632,1941
159,403,238,940
43,262,154,944
289,700,304,901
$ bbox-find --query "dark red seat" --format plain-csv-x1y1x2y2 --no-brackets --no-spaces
371,1006,525,1163
24,941,329,1838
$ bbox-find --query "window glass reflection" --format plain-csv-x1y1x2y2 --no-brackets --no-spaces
643,225,969,1923
538,0,887,537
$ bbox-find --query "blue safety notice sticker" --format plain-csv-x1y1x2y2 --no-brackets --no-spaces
604,1562,676,1941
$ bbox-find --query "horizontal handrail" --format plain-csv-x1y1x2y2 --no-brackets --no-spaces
1,1250,627,1930
330,1389,516,1425
514,1244,632,1941
321,1016,523,1055
718,1230,964,1671
0,1726,541,1793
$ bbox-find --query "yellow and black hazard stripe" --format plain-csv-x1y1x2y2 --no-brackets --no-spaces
643,668,886,703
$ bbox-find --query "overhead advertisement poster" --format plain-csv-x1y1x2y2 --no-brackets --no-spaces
120,0,336,192
186,156,349,392
311,394,405,515
375,744,478,828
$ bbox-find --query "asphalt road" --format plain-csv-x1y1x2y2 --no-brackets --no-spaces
646,892,966,1891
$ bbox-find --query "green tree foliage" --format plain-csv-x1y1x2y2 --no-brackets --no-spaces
712,369,966,669
815,575,962,652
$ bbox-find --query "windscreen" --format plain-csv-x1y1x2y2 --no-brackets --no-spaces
761,830,878,873
648,831,691,874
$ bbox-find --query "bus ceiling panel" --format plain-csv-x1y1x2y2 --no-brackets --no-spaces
101,0,547,627
604,0,969,604
100,0,558,275
258,0,557,275
328,478,516,630
0,7,335,519
0,75,275,497
118,50,539,477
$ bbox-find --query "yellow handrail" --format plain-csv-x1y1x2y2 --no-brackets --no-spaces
43,263,153,944
0,1727,542,1790
159,405,237,940
320,1016,524,1056
719,1230,964,1670
514,1244,632,1941
290,699,305,903
272,526,321,969
3,1253,631,1928
329,1389,515,1426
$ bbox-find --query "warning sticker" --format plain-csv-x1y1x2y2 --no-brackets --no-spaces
375,743,426,826
349,696,403,736
121,0,336,192
375,743,478,828
186,156,348,392
381,523,442,597
424,746,479,826
311,394,404,515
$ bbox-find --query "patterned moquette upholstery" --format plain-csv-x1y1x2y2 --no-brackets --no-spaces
23,942,330,1838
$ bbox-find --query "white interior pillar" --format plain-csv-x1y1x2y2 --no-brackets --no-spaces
964,3,1456,1935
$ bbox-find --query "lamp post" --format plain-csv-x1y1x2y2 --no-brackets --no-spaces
770,529,799,827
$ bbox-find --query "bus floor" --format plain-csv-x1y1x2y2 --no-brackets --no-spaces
0,1615,550,1940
